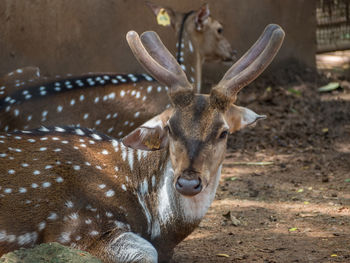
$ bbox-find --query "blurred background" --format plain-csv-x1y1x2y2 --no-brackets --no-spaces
0,0,316,82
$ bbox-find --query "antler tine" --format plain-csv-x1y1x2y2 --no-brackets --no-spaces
140,31,190,88
127,31,193,107
127,31,178,87
211,25,284,110
126,31,190,87
221,24,280,81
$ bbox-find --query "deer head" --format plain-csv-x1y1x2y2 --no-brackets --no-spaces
147,2,234,63
123,24,284,196
147,2,235,92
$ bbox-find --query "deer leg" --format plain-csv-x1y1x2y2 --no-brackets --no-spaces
90,231,158,263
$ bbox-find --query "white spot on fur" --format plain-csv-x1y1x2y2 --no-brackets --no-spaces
4,188,12,194
57,105,63,112
75,129,85,136
157,160,174,224
47,212,58,220
19,187,27,193
90,230,99,236
69,212,79,220
58,232,71,243
128,148,134,170
42,182,51,188
188,40,194,53
65,201,74,208
55,127,65,132
105,190,115,197
152,176,156,188
91,134,102,141
17,232,38,246
56,177,64,183
38,222,46,231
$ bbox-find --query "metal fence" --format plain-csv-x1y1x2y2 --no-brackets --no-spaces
316,0,350,52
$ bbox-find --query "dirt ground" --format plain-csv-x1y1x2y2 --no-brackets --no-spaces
172,61,350,263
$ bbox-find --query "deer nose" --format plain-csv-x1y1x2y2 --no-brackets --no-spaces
175,171,202,196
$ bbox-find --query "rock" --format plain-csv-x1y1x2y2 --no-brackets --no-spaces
0,242,102,263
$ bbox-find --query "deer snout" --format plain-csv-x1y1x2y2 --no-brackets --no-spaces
219,40,237,62
175,170,202,196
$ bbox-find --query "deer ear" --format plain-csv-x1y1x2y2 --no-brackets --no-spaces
195,3,210,31
122,126,168,151
224,105,266,133
122,109,172,151
146,2,175,27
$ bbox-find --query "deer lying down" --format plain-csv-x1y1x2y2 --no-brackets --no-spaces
0,3,234,138
0,25,284,262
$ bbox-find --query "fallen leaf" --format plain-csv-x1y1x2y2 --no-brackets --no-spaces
288,88,302,96
225,176,237,181
289,107,297,113
318,82,340,92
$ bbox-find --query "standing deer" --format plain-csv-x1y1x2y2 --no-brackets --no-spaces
0,24,284,262
0,3,234,137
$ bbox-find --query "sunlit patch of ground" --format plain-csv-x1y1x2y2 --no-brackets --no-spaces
317,50,350,71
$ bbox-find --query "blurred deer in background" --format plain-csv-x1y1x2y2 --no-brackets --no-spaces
0,3,235,137
0,24,284,262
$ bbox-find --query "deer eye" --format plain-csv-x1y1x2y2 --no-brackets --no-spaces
217,27,223,34
219,130,228,139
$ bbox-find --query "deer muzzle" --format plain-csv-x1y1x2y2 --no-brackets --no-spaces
175,169,202,196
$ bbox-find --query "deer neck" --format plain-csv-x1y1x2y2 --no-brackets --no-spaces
134,148,222,246
176,14,203,93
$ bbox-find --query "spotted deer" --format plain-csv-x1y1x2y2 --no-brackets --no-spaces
0,24,284,262
0,3,234,138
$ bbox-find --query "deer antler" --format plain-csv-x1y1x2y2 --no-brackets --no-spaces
127,31,193,106
210,24,285,111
